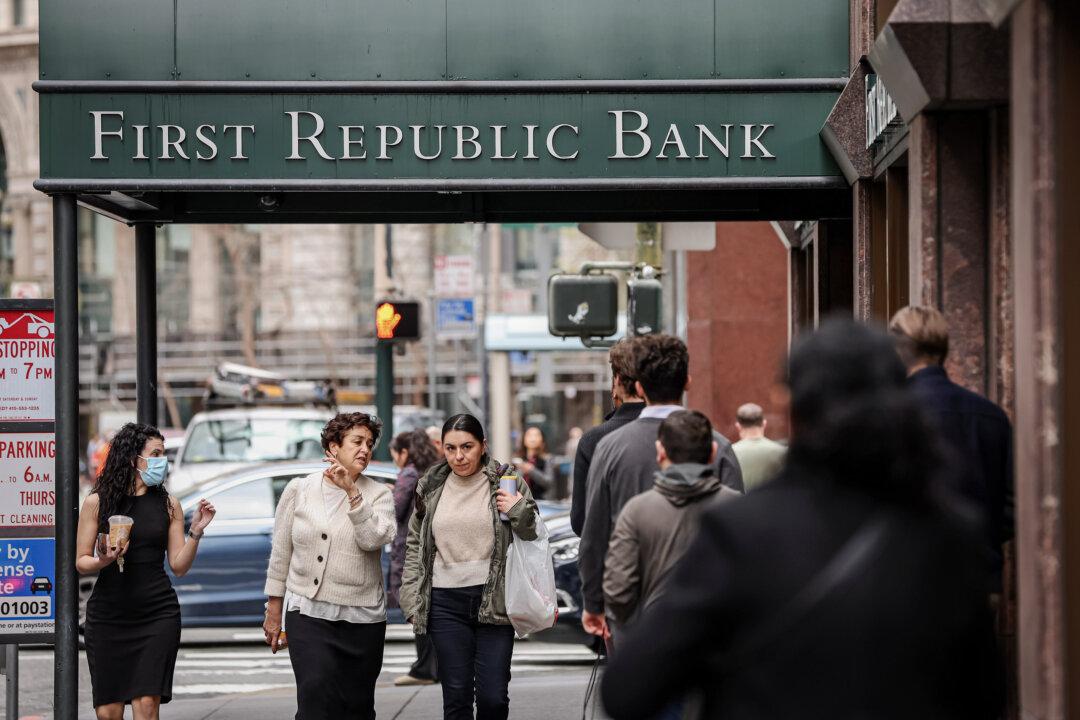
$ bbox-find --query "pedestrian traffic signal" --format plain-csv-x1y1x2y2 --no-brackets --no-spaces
375,301,421,341
547,273,619,338
627,276,662,336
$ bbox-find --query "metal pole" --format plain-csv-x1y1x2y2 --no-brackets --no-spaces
3,645,17,720
475,225,488,428
52,194,79,720
428,291,438,412
135,223,158,426
375,340,394,462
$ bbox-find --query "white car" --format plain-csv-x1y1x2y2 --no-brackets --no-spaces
168,407,333,494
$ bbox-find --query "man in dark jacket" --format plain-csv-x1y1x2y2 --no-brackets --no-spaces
570,338,645,536
890,305,1015,591
604,410,740,627
579,334,743,640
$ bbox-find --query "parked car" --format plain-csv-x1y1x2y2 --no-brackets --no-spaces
168,407,333,494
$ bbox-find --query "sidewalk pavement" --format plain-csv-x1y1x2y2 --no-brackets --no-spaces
72,671,607,720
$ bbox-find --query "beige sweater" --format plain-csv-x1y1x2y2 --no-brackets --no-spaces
432,471,495,588
264,471,396,606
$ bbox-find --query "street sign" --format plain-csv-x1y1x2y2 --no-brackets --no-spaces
436,299,477,338
434,255,476,297
0,434,56,532
0,305,55,424
0,538,56,642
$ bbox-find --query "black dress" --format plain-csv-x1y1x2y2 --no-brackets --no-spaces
85,492,181,707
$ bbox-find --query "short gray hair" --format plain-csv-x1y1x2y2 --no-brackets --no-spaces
735,403,765,427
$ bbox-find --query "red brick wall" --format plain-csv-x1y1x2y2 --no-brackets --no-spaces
686,222,791,441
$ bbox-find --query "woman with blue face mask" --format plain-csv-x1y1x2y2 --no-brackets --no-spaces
75,422,217,720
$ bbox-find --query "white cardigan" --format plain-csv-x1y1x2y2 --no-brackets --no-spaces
264,471,396,607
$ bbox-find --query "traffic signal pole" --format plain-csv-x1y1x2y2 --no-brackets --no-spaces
53,194,79,720
375,339,393,462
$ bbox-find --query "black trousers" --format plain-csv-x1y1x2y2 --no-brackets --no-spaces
286,610,385,720
427,586,515,720
410,634,439,681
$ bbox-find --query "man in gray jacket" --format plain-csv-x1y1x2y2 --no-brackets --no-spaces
579,334,743,640
604,410,741,627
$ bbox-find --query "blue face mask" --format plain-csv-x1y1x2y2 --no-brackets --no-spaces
138,456,169,487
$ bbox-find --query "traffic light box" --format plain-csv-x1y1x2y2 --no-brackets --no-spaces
375,300,421,341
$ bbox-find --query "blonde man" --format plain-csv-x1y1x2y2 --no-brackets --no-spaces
889,305,1014,592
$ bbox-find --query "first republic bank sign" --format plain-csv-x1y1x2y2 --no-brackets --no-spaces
34,0,850,192
37,91,843,189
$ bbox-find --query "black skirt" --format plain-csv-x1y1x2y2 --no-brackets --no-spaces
286,610,386,720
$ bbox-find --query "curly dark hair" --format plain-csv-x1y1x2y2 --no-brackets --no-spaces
390,429,440,474
633,334,689,405
93,422,170,532
321,412,383,452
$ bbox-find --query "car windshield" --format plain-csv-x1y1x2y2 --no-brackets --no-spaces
180,418,326,464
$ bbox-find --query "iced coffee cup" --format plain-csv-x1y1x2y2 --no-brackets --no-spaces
108,515,134,572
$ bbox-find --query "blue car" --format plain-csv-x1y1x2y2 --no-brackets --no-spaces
171,460,578,631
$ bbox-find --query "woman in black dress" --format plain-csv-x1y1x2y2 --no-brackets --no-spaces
76,423,216,720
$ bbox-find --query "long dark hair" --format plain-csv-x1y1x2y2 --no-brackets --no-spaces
785,318,945,504
93,422,171,530
517,425,549,459
390,429,440,474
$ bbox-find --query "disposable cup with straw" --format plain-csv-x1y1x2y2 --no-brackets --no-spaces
108,515,134,573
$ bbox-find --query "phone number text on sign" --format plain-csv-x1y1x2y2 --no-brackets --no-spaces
0,433,56,531
0,308,56,423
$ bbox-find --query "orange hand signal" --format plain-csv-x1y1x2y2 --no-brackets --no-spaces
376,303,403,339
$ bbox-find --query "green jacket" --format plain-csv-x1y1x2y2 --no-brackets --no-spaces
399,457,539,635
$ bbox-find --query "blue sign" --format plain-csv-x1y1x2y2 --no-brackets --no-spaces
436,299,476,338
0,537,55,638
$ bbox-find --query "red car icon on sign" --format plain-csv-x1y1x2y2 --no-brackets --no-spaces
0,312,54,339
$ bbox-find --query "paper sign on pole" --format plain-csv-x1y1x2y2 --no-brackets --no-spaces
0,537,56,639
434,255,476,297
0,434,56,531
0,308,56,423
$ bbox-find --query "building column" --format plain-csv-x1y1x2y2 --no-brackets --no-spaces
908,112,994,394
1011,0,1079,715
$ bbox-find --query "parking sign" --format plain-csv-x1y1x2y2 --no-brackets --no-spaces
0,303,56,423
436,299,477,338
0,537,55,641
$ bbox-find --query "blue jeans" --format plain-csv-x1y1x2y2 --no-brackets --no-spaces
427,585,515,720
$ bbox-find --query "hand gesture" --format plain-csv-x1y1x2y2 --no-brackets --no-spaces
518,461,535,475
189,498,217,535
323,451,355,494
496,489,523,516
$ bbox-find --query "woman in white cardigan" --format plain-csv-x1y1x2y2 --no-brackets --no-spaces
263,412,397,720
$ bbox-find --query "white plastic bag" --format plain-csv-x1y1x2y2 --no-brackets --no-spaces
504,516,557,637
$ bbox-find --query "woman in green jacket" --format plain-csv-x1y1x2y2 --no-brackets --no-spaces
399,414,538,720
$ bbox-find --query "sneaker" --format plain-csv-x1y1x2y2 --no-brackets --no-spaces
394,675,436,687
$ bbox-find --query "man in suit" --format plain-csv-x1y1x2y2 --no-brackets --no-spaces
889,305,1015,592
569,338,646,536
